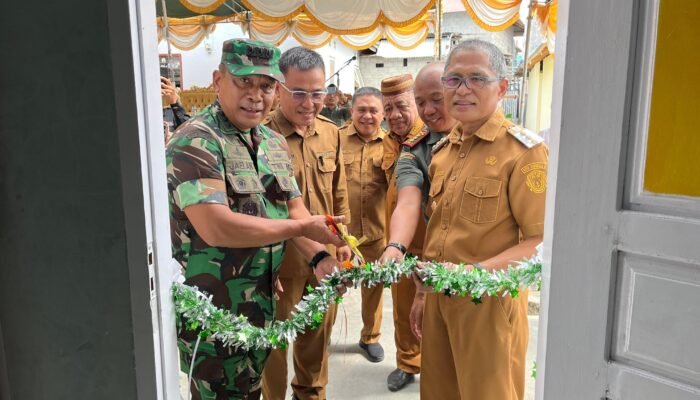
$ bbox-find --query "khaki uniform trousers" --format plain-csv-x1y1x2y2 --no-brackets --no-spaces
358,239,386,344
261,273,338,400
385,170,425,374
391,266,421,374
420,290,529,400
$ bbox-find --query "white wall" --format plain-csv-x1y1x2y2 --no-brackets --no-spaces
442,12,517,57
358,55,434,90
158,27,358,93
356,11,519,91
157,23,245,89
315,40,358,94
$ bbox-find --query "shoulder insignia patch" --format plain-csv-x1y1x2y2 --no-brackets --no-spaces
507,125,544,149
521,162,547,193
431,135,450,154
402,129,429,149
316,114,335,124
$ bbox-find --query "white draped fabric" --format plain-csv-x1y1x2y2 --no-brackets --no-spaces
157,17,221,50
240,0,434,33
176,0,226,13
163,0,528,51
245,14,432,50
534,0,557,53
461,0,521,31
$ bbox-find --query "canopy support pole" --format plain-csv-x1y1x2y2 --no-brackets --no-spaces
434,0,443,60
519,0,536,126
160,0,176,83
246,11,252,39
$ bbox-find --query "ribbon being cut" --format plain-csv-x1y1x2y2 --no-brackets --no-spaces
172,227,544,351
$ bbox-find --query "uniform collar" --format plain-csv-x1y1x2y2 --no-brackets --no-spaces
388,119,424,143
273,108,318,138
449,109,506,144
210,100,252,136
426,128,445,146
347,123,385,142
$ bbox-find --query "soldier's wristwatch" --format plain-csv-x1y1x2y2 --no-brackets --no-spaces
309,250,331,270
386,242,407,255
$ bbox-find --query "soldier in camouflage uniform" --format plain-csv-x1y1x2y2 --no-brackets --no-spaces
166,39,345,400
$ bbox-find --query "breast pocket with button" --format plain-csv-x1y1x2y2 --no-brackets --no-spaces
316,152,337,193
427,173,446,218
372,156,385,184
343,152,354,182
459,177,502,223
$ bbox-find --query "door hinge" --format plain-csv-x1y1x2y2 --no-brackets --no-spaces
147,242,156,300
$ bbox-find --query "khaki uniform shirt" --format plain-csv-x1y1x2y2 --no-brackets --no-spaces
424,110,548,263
339,123,387,243
265,109,351,277
383,120,426,255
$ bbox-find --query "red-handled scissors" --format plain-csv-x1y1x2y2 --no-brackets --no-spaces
325,215,365,265
325,215,342,237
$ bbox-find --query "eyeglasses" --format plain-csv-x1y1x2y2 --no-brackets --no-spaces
231,75,276,94
440,75,501,91
279,83,327,103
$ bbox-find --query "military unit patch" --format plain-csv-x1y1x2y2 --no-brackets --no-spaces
268,161,291,173
521,162,547,193
229,159,256,172
245,44,273,60
274,175,295,192
265,140,283,151
240,199,260,216
267,150,290,161
226,142,250,158
230,175,265,194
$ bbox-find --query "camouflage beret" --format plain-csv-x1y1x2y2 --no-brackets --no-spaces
221,39,284,83
381,74,414,97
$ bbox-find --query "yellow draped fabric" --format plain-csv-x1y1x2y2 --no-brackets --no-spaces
461,0,521,31
161,0,530,51
157,16,230,50
246,13,432,50
534,0,557,52
239,0,435,34
177,0,226,14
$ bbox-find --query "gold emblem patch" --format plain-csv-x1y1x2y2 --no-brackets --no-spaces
485,156,497,165
521,162,547,193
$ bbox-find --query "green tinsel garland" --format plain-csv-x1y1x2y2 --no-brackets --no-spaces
172,256,542,351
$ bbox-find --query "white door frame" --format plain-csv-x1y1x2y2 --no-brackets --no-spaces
537,0,700,399
108,0,181,398
536,0,637,397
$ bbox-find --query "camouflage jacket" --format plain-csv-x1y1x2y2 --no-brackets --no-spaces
166,100,300,326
